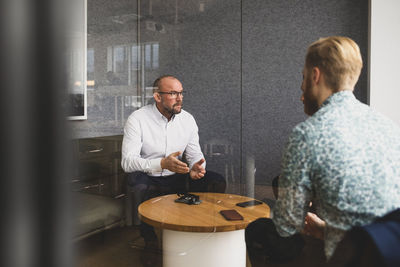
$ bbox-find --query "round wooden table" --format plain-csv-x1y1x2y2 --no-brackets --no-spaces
139,193,270,267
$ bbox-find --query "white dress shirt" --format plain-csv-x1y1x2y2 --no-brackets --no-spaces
121,103,205,176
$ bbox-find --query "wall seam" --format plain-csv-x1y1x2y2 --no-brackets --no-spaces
240,0,243,194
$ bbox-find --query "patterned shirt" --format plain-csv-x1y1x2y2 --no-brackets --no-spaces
273,91,400,259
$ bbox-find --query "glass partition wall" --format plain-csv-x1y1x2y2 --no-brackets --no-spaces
71,0,368,265
138,0,243,194
75,0,368,199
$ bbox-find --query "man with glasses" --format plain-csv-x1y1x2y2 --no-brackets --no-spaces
121,75,225,266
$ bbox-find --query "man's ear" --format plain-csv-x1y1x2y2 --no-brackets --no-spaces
312,67,321,85
153,92,161,103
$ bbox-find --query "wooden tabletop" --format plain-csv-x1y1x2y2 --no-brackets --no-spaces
138,193,270,232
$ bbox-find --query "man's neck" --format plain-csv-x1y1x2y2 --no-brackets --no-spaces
314,69,354,108
155,103,173,121
317,87,334,107
318,88,354,107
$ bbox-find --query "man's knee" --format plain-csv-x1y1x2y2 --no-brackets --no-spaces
127,171,149,187
245,218,304,263
245,218,271,245
126,171,152,201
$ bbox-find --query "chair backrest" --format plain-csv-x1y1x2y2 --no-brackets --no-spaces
360,209,400,267
329,208,400,267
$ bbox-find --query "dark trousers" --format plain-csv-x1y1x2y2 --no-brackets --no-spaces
246,175,311,266
245,218,305,266
127,170,226,242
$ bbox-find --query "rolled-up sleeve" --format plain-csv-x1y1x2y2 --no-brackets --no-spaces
273,126,313,237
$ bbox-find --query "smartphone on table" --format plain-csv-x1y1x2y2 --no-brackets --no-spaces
236,200,263,208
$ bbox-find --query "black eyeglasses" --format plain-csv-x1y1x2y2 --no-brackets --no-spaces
157,91,186,98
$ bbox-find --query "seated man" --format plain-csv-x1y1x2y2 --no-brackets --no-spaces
121,75,225,264
246,36,400,266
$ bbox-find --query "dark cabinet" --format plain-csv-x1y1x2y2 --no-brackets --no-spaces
70,135,125,240
71,135,124,198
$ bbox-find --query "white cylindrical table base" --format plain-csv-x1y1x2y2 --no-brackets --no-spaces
163,229,246,267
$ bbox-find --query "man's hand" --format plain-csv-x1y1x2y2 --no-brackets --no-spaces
189,158,206,180
302,212,326,240
161,151,190,173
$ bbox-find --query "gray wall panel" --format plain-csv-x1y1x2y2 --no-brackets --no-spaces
242,0,368,185
140,0,242,192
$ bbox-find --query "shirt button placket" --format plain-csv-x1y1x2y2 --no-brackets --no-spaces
164,120,170,176
165,120,169,156
161,118,168,176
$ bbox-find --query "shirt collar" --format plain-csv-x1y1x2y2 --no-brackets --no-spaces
320,90,355,108
151,103,177,122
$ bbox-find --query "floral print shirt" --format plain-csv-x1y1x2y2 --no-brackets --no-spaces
273,90,400,259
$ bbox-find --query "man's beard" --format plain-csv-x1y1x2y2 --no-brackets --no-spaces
304,92,319,116
163,102,182,115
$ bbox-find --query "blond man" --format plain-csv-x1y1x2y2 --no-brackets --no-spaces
246,36,400,265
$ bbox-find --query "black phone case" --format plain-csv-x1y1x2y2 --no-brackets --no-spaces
220,209,243,221
236,200,263,207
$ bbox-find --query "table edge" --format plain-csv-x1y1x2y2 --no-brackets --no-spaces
138,193,270,232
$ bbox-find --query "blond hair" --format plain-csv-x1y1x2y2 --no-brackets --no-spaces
305,36,363,92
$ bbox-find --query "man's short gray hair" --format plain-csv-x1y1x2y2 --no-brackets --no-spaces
152,75,179,92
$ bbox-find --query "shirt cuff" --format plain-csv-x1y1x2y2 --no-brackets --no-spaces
148,158,163,173
272,216,296,237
